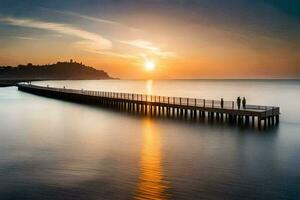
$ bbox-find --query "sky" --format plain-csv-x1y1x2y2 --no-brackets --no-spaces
0,0,299,79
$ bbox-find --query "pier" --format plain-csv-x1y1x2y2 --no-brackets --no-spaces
18,83,280,130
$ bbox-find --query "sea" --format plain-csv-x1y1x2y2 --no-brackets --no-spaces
0,79,300,200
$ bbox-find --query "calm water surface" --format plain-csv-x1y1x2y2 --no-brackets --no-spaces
0,80,300,200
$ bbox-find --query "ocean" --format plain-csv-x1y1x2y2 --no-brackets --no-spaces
0,80,300,200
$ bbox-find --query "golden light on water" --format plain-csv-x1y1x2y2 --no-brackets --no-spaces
135,119,169,200
146,80,153,95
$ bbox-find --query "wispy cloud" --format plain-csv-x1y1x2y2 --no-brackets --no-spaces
118,40,160,51
0,17,174,61
44,8,142,32
118,39,175,58
0,17,112,50
66,11,142,32
48,34,63,37
95,51,138,59
13,36,40,41
73,40,137,59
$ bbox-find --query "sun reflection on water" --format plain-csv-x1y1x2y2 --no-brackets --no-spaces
146,80,153,95
134,119,169,200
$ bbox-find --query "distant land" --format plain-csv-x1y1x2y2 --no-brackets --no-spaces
0,60,113,86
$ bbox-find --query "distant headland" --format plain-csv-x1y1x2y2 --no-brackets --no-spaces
0,59,114,86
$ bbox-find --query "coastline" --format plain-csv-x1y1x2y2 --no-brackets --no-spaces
0,77,117,87
0,80,19,87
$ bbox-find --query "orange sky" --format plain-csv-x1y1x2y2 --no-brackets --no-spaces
0,1,299,79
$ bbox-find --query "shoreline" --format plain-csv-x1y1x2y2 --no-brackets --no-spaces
0,78,117,87
0,80,19,87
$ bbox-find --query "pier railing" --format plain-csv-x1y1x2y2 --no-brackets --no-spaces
20,83,276,111
23,84,236,109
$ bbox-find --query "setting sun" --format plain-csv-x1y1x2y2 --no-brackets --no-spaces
144,60,156,71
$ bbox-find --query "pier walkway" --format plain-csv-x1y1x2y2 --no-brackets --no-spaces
18,83,280,130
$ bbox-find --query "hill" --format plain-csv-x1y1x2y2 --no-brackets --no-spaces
0,60,112,83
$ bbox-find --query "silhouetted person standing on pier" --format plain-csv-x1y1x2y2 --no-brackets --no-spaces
237,97,241,109
242,97,246,109
221,98,224,108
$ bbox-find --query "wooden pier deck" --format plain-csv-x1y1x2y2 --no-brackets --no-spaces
18,83,280,130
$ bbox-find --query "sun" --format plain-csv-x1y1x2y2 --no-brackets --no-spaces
144,60,156,71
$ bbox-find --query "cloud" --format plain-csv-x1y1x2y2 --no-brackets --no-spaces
118,39,175,58
0,17,173,60
0,17,112,50
64,11,142,32
73,40,137,59
118,39,160,51
13,36,40,41
95,51,138,59
43,8,142,32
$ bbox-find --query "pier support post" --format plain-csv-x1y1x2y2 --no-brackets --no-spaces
275,115,279,125
211,112,214,122
233,115,237,124
216,113,220,122
258,117,262,130
245,116,250,126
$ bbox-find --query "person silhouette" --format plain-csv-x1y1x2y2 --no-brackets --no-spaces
242,97,246,109
237,97,241,110
221,98,224,108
